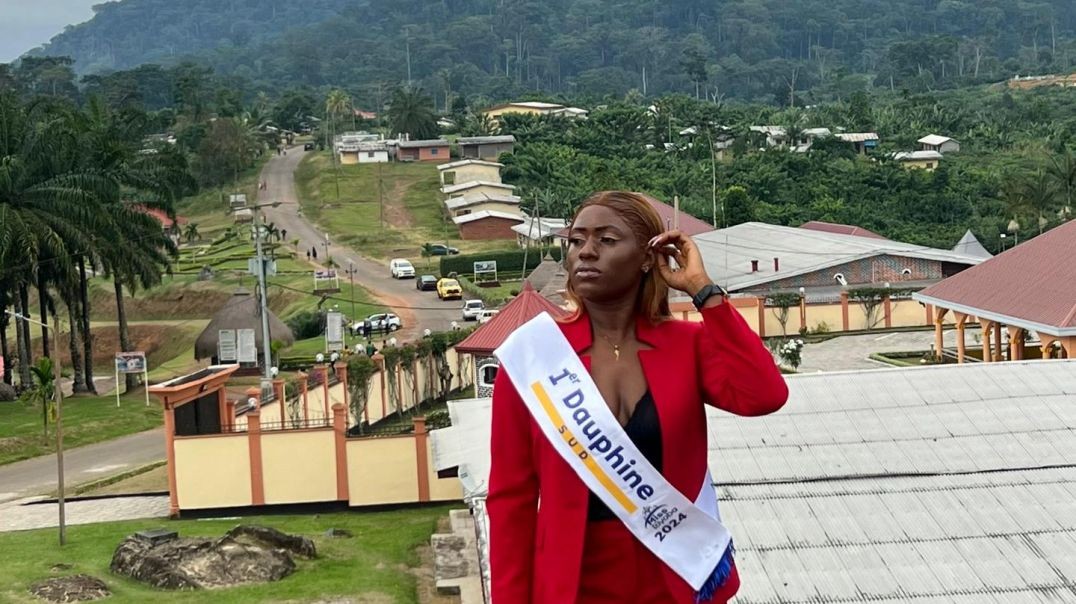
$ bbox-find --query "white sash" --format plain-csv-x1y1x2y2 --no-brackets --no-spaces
495,312,733,594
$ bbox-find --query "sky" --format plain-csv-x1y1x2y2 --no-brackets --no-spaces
0,0,99,62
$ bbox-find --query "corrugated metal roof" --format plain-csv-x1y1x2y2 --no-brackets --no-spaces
694,222,986,291
952,229,993,259
919,134,956,146
453,281,569,355
441,180,515,195
915,220,1076,335
457,135,516,145
445,193,521,211
799,221,888,240
835,132,880,142
396,138,449,148
432,360,1076,601
437,159,504,170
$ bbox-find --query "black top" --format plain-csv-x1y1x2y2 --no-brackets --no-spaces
587,390,662,521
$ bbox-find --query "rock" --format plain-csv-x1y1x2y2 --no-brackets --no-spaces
324,528,353,539
197,266,214,281
109,525,314,589
431,534,469,581
227,524,317,559
30,575,109,602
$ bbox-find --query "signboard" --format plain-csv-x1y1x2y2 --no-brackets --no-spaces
326,312,345,352
218,329,237,362
313,269,340,293
474,260,498,284
114,352,147,374
113,352,150,407
237,329,257,364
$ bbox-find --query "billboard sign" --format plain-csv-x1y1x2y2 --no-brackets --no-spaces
114,352,147,374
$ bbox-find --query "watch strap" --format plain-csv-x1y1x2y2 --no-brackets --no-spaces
691,283,728,310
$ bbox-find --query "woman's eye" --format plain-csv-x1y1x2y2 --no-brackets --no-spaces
568,238,583,246
600,237,616,244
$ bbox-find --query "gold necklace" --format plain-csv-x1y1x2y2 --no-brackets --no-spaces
598,333,627,361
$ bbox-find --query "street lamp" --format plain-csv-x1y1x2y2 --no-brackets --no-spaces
999,233,1007,252
4,310,66,545
234,201,285,401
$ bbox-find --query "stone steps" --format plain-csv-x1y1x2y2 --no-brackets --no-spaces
432,509,484,603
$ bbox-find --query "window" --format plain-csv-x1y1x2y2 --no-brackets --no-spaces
478,363,498,388
430,147,439,155
925,162,934,169
367,151,375,158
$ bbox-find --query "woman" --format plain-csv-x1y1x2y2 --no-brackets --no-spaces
488,191,788,603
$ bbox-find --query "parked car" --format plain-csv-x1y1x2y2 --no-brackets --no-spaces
476,309,500,324
416,275,438,291
389,258,415,279
426,243,460,256
356,313,401,334
303,142,315,151
437,278,463,300
462,299,485,320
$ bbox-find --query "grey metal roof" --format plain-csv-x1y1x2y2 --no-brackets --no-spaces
953,229,993,259
693,222,987,292
431,360,1076,601
457,135,516,145
396,138,449,148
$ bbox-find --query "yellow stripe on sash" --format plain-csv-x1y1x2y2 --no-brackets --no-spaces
531,381,638,514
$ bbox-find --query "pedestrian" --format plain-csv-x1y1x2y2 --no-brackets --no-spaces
306,250,311,261
281,228,287,241
312,247,318,259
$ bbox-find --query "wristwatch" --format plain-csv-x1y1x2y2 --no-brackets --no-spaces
691,283,728,310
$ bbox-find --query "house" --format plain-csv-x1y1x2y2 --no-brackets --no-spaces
431,360,1076,603
1007,72,1076,89
452,210,525,240
134,205,187,233
394,139,451,163
352,109,377,121
894,150,943,171
440,180,516,199
480,101,588,121
915,220,1076,363
445,193,521,218
834,132,880,154
437,159,504,187
918,134,960,154
799,220,888,240
792,128,833,153
692,222,985,300
511,216,568,247
453,281,569,396
749,125,787,147
456,135,516,160
339,141,388,164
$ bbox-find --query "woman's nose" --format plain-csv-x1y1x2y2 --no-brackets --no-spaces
578,238,598,259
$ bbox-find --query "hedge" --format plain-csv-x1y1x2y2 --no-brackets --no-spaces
439,246,562,278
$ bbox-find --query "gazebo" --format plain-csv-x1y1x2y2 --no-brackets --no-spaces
194,288,295,369
454,281,569,397
915,220,1076,363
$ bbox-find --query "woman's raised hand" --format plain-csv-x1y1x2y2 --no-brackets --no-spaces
649,230,712,295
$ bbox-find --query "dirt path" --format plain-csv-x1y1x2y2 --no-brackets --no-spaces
383,179,416,228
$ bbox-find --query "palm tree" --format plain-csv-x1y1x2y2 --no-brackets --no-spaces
1047,147,1076,216
184,222,200,243
325,89,351,199
28,357,55,440
387,88,438,140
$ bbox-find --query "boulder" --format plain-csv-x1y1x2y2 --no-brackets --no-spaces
30,575,109,602
109,525,315,590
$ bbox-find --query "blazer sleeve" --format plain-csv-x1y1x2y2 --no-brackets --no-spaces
696,301,789,416
487,368,539,603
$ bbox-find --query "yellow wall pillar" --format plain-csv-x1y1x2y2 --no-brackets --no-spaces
953,312,967,363
978,319,994,362
994,323,1003,361
934,307,950,361
1007,327,1024,361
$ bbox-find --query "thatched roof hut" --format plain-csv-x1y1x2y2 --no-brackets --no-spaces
524,252,562,293
194,288,295,362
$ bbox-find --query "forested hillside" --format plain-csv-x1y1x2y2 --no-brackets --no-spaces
28,0,1076,106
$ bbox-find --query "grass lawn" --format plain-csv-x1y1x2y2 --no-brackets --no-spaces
0,394,161,466
295,153,513,263
0,505,456,603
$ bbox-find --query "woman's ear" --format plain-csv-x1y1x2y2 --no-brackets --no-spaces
642,248,656,273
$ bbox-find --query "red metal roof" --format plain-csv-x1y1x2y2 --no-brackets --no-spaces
133,205,187,229
915,220,1076,332
454,281,569,355
799,221,887,240
553,197,715,239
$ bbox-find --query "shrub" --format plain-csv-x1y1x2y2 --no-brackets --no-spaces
0,382,16,402
286,310,324,340
439,246,562,278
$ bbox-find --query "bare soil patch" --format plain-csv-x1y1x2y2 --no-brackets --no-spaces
383,180,416,229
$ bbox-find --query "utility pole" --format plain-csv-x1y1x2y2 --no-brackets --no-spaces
378,161,385,229
240,202,280,402
5,310,65,545
346,260,357,318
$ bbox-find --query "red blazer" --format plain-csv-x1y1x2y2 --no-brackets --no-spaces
487,302,789,603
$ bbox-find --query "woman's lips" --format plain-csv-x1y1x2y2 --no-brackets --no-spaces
574,267,601,279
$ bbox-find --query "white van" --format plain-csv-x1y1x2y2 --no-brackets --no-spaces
389,258,415,279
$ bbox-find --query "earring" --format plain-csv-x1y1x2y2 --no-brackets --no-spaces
642,265,650,273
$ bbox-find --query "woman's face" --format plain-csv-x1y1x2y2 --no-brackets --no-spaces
566,204,650,304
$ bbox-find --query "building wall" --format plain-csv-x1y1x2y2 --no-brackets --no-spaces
357,150,389,164
474,354,497,398
452,201,521,217
440,164,502,186
901,159,938,171
346,436,419,504
483,106,546,119
459,216,524,240
445,184,514,199
174,435,252,509
460,143,514,160
261,430,337,504
399,146,450,162
745,255,943,292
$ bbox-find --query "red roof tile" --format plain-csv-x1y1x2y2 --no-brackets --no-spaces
915,221,1076,333
799,221,887,240
454,281,569,355
133,205,187,229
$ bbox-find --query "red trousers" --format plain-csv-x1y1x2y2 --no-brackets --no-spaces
577,520,734,603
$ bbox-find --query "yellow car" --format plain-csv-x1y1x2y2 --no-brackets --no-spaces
436,278,463,300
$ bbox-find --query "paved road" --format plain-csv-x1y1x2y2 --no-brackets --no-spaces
797,325,985,373
258,147,462,339
0,428,163,505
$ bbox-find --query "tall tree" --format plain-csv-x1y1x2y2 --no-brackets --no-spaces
387,88,438,140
